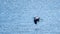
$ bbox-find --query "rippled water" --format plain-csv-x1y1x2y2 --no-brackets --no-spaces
0,0,60,34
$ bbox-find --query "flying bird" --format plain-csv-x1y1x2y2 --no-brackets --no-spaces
34,16,40,24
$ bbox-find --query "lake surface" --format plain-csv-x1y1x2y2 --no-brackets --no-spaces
0,0,60,34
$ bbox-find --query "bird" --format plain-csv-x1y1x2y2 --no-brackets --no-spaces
34,16,40,24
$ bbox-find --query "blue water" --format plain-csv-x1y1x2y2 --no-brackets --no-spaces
0,0,60,34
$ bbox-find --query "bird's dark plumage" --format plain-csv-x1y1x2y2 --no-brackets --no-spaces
34,17,40,24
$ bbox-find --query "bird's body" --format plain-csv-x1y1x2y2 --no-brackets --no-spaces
34,16,40,24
